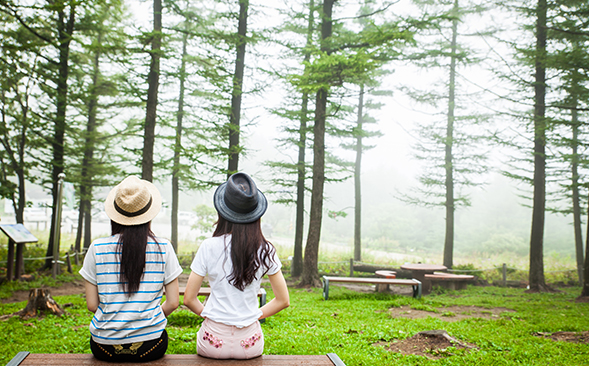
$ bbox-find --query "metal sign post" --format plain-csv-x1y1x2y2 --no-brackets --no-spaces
0,224,38,281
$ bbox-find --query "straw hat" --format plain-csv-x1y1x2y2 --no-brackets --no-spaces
104,176,162,225
213,172,267,224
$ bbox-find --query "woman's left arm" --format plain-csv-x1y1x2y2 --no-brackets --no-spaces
259,270,290,320
161,278,180,317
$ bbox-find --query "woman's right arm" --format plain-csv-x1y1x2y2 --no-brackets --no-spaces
161,278,180,317
84,280,99,313
259,270,290,320
183,271,206,317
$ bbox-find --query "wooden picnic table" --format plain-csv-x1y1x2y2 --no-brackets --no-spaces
400,264,447,294
374,270,397,292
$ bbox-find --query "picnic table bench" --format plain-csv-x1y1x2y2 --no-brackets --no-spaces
8,352,346,366
424,272,475,290
321,275,421,300
401,263,447,294
374,270,397,292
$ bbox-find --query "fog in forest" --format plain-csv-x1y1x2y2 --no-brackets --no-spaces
0,0,585,268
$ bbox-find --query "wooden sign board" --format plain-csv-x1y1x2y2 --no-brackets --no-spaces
0,224,38,244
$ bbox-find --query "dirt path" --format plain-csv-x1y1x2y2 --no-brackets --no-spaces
0,273,191,304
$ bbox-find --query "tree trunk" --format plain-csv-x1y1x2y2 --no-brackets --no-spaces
74,200,84,260
83,205,91,249
45,4,75,270
300,0,334,287
172,23,189,253
0,89,27,225
528,0,549,292
443,0,458,269
354,85,364,262
292,91,308,278
227,0,249,177
141,0,162,182
75,35,101,261
579,218,588,299
570,108,584,285
16,104,26,224
291,0,314,278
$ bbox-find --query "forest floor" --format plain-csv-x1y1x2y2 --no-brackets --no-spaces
2,274,587,360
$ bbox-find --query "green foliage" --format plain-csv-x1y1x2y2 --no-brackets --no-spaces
497,0,589,212
400,0,493,211
192,204,217,240
451,263,483,276
480,233,529,256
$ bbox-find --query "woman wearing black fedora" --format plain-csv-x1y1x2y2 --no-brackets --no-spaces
80,176,183,362
183,172,289,359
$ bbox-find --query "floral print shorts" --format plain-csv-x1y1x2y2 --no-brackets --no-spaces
197,318,264,359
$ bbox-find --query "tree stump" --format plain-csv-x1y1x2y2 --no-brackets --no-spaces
16,288,65,319
418,330,477,349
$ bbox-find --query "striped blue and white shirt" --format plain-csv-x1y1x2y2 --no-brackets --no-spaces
80,234,182,345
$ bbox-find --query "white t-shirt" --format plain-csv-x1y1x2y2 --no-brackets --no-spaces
80,234,183,344
191,234,281,327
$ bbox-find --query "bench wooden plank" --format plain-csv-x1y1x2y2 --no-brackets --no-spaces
324,277,416,285
11,353,344,366
173,287,267,322
424,274,474,280
424,273,474,290
322,276,421,299
175,287,266,303
171,287,266,299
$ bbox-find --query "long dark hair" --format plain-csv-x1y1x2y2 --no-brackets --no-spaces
111,221,158,294
213,215,276,291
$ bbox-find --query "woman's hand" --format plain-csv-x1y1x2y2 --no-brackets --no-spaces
183,271,206,317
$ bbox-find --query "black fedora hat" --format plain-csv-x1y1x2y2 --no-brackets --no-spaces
213,172,267,224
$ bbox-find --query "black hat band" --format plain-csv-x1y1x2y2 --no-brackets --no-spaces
114,196,153,217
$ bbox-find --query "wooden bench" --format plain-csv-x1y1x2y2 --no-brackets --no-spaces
173,287,268,323
321,276,421,300
175,287,267,308
8,352,346,365
424,272,474,290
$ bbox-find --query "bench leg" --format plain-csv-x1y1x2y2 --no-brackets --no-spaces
259,288,267,307
322,276,329,300
327,352,346,366
7,351,30,366
412,280,422,299
259,288,267,324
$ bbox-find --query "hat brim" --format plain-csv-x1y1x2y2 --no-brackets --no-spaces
213,182,267,224
104,179,162,226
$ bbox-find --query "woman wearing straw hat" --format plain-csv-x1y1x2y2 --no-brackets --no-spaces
183,172,289,359
80,176,183,362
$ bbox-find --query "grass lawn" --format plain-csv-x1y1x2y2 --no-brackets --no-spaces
0,281,587,365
